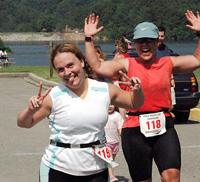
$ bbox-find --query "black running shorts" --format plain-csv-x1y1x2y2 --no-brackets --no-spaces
121,116,181,181
49,168,108,182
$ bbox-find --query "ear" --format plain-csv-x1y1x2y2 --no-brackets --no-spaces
81,59,85,68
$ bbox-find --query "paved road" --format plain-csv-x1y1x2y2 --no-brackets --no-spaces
0,77,200,182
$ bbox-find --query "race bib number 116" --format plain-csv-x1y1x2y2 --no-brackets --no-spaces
94,145,119,168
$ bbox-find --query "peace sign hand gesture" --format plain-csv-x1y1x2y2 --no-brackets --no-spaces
185,10,200,31
118,71,142,92
84,13,104,37
28,82,51,112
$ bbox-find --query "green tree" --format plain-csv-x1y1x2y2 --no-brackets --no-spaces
0,0,200,40
0,38,12,53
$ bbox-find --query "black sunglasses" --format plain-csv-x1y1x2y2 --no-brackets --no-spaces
134,38,157,44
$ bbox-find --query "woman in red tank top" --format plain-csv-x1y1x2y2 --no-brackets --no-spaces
84,10,200,182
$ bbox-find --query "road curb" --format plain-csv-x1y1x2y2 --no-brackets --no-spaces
0,72,58,88
0,72,29,78
189,108,200,121
28,73,58,87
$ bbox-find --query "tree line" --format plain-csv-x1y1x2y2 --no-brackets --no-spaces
0,0,200,40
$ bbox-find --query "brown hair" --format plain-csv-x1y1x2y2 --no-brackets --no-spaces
50,43,92,75
94,45,106,60
50,43,86,69
115,37,128,53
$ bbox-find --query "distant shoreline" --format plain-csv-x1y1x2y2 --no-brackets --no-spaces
0,32,107,42
0,32,83,42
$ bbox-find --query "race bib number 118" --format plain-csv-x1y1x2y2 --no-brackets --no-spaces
139,112,166,137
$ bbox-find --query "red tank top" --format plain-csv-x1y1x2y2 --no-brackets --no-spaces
121,53,130,58
123,57,173,128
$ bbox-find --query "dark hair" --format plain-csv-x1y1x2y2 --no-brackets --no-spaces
158,26,166,33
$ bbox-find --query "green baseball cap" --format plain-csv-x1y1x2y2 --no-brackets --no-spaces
133,22,158,40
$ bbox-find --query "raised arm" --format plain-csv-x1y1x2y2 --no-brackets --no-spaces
109,71,144,110
84,14,128,80
17,82,52,128
171,10,200,73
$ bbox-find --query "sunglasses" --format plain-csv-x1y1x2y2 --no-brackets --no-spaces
134,38,157,44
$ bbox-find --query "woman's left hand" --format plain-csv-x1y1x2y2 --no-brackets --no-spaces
185,10,200,31
84,13,104,36
118,71,142,92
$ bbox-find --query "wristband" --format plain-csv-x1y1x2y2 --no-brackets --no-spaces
196,31,200,37
84,36,94,42
171,78,174,80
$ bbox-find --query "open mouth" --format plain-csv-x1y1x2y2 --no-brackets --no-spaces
141,48,150,53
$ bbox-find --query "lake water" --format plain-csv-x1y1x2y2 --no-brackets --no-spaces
5,40,198,66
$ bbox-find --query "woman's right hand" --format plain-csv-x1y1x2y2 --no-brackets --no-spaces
28,82,51,112
84,13,104,36
185,10,200,31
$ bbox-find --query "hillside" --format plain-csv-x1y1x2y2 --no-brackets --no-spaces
1,0,200,40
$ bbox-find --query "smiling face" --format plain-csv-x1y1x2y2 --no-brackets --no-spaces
50,43,87,92
54,52,85,91
134,38,158,63
158,31,165,47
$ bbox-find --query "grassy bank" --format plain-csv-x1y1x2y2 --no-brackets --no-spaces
0,65,60,83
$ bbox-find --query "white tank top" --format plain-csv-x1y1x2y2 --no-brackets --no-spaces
42,78,110,176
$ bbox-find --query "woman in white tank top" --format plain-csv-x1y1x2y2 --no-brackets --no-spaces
17,43,144,182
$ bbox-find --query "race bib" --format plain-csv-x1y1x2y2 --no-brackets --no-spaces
93,144,119,168
139,111,166,137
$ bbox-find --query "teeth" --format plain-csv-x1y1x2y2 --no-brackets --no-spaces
142,49,150,53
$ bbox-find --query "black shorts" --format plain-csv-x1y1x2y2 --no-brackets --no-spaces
121,116,181,181
49,168,108,182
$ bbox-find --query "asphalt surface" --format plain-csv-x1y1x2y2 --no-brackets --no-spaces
0,74,200,182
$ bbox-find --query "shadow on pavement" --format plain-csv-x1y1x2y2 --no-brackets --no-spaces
116,176,130,182
174,119,200,125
